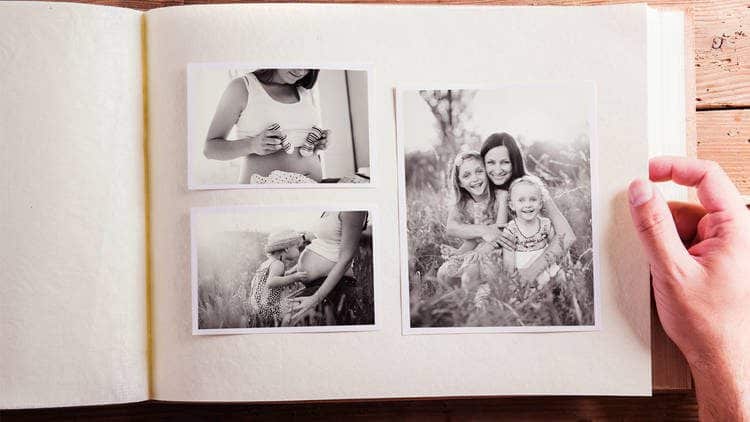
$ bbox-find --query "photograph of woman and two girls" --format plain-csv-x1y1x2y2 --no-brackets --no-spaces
189,64,597,334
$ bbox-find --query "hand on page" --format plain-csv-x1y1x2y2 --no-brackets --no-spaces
628,156,750,420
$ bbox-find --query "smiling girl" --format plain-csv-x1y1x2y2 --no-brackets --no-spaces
502,176,561,287
437,150,507,297
203,68,329,184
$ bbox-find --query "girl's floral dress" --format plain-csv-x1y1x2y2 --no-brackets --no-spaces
440,194,505,285
247,258,300,326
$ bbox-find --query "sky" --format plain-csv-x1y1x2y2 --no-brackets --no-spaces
193,208,326,240
401,83,595,153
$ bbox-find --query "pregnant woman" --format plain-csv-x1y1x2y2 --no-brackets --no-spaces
288,210,368,325
203,68,329,184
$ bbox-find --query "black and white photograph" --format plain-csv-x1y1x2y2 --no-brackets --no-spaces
188,64,374,189
397,84,598,333
191,206,376,334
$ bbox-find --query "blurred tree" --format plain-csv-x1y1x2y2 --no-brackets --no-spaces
406,90,481,193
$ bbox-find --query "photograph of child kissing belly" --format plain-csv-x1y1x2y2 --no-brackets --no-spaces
192,207,375,334
188,65,373,188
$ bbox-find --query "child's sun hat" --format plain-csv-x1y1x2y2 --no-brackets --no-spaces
264,229,302,253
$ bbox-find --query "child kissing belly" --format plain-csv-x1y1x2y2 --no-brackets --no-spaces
296,248,336,281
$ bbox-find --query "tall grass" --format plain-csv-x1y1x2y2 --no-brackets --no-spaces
197,230,374,329
406,136,595,327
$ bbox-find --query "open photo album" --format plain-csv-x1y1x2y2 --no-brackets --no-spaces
1,1,689,408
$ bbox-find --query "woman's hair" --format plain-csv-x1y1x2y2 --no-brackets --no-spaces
253,69,320,89
480,132,526,191
449,150,495,222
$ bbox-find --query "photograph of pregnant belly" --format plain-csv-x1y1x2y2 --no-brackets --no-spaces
191,205,376,334
188,64,374,189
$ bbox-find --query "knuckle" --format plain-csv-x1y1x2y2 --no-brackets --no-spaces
636,207,669,236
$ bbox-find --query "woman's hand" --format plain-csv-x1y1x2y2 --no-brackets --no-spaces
289,294,320,324
474,241,497,255
481,225,503,243
249,125,285,156
540,183,553,207
313,128,330,153
628,157,750,421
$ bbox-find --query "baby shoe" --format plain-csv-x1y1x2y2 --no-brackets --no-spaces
279,134,294,154
299,132,318,157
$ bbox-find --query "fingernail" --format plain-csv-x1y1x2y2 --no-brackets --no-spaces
628,179,653,207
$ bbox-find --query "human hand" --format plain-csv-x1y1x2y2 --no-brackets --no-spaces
249,123,285,156
628,156,750,420
540,183,553,206
314,129,330,152
481,225,503,243
475,241,497,255
292,271,309,283
494,229,515,250
289,294,320,324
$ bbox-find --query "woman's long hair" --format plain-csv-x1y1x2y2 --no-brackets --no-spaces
253,69,320,89
480,132,526,191
449,150,495,223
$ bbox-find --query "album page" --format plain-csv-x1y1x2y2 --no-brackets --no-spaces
146,3,655,401
0,2,148,408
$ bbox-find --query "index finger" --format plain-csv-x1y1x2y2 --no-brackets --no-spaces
264,138,282,146
649,156,744,213
265,130,284,139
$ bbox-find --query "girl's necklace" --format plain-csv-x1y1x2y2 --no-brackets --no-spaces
515,218,541,239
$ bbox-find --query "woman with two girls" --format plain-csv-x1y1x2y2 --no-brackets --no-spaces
438,132,576,307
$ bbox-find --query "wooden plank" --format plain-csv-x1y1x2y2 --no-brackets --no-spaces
0,394,699,421
697,109,750,194
691,0,750,109
45,0,182,10
652,300,693,391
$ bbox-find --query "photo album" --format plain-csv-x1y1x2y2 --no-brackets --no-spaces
1,1,689,408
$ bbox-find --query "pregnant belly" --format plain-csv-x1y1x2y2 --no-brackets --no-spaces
297,249,336,281
239,153,322,183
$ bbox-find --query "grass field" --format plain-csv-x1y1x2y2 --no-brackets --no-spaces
197,230,374,329
406,137,595,328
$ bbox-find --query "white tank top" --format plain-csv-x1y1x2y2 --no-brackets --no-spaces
236,73,322,148
307,212,343,262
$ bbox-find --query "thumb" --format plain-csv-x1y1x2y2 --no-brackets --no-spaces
628,179,691,274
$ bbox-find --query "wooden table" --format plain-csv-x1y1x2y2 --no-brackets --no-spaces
6,0,748,420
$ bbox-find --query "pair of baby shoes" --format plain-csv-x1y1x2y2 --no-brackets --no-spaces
267,123,326,157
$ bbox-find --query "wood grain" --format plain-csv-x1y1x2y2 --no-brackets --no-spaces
697,109,750,192
0,394,699,421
